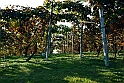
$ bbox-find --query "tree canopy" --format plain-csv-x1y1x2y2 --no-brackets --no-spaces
0,0,124,62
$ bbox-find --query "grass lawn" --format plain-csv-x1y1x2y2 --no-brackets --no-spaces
0,53,124,83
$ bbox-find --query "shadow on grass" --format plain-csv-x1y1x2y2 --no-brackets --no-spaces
0,54,124,83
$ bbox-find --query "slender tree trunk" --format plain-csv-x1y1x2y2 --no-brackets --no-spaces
63,40,65,53
67,32,69,53
64,41,65,53
49,29,52,54
99,7,109,66
26,43,37,61
97,44,102,57
80,24,83,58
0,27,1,42
114,43,117,58
46,24,51,61
46,1,53,60
122,46,124,60
72,29,74,54
24,43,31,57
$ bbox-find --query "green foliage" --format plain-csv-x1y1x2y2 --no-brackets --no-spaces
45,1,91,23
0,5,50,56
52,24,72,34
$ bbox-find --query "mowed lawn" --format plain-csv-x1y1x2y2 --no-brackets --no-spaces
0,53,124,83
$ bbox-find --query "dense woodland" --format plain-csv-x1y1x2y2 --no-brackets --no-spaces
0,0,124,62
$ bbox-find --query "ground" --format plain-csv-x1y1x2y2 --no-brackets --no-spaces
0,53,124,83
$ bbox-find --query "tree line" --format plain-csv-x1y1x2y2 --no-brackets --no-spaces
0,0,124,65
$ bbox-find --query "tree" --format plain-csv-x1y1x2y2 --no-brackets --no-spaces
89,0,124,66
89,0,110,66
99,6,109,66
0,5,50,61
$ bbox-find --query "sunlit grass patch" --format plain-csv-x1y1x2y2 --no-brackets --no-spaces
64,76,98,83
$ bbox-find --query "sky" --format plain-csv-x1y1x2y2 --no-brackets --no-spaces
57,21,72,27
0,0,45,9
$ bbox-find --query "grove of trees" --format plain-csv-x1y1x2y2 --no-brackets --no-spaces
0,0,124,66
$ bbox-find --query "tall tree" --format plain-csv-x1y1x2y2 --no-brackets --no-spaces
89,0,110,66
99,6,109,66
90,0,124,66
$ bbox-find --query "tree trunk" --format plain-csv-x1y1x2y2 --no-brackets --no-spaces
114,43,117,58
26,43,37,61
46,1,53,60
67,32,69,53
46,24,51,61
97,44,102,57
24,43,31,57
72,29,74,54
64,41,66,53
99,7,109,66
79,24,83,58
123,46,124,60
0,27,1,42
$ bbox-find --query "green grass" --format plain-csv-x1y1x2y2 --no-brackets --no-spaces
0,53,124,83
